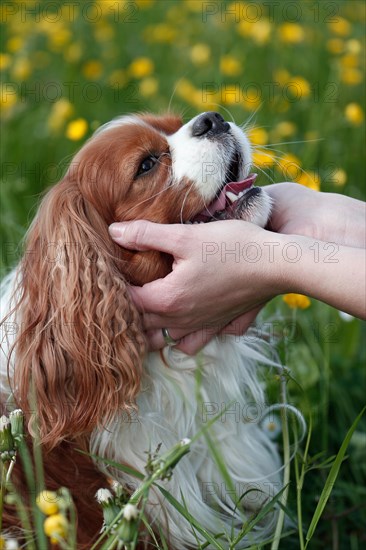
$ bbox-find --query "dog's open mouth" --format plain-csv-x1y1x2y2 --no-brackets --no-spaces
191,173,258,223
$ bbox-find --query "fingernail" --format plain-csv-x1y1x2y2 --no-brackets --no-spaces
109,223,123,239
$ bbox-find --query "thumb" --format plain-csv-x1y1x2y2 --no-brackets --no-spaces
109,220,187,255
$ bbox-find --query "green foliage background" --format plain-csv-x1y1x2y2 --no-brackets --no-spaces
1,0,365,548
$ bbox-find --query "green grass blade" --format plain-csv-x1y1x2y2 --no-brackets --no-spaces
156,485,226,549
305,406,366,545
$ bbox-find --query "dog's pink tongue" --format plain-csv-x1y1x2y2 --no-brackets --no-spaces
197,173,257,221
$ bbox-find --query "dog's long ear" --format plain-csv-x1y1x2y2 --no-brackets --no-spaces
11,178,145,449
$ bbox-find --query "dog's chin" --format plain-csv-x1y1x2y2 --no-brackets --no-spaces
229,187,272,227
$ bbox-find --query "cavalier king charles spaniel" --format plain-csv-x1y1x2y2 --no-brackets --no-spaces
1,112,281,548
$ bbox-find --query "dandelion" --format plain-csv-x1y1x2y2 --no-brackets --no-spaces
190,43,211,65
331,168,347,187
11,58,31,81
66,118,88,141
0,54,11,71
273,69,291,86
135,0,155,7
48,98,74,134
36,490,60,516
251,19,272,45
96,488,120,529
248,127,268,146
220,55,242,76
9,410,24,442
43,513,68,545
340,67,363,85
108,69,127,87
129,57,154,79
262,416,281,440
328,17,351,37
144,23,177,43
326,38,344,54
48,28,72,51
278,153,302,180
296,171,321,191
175,78,196,102
252,149,276,168
283,293,311,309
278,23,305,44
273,121,297,138
6,37,23,53
64,42,83,63
82,60,103,80
289,76,311,99
139,76,158,97
346,39,361,54
344,102,364,125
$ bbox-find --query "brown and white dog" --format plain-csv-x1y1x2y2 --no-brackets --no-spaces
1,112,281,548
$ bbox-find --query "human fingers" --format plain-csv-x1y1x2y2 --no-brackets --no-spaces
109,220,190,256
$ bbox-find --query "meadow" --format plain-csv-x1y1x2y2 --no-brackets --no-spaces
0,0,365,548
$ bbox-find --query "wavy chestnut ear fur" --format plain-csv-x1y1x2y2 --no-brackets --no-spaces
11,177,146,449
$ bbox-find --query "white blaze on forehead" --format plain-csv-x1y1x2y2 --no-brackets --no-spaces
167,114,252,202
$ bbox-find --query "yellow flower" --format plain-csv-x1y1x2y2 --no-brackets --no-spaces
332,168,347,187
129,57,154,78
283,294,311,309
6,36,24,53
328,17,351,37
273,121,297,138
273,69,290,86
190,43,211,65
252,149,276,168
289,76,311,98
242,95,261,111
48,28,72,51
220,55,242,76
144,23,177,43
278,153,302,180
175,78,195,101
48,99,74,133
82,60,103,81
11,58,31,80
36,491,59,516
326,38,344,55
66,118,88,141
339,53,359,68
252,19,272,45
44,513,68,544
345,39,361,55
278,23,305,44
340,68,363,85
344,103,364,125
108,69,127,87
64,42,83,63
238,18,271,45
296,171,321,191
0,84,17,112
139,77,158,97
0,53,11,71
248,127,268,146
94,22,115,42
221,84,241,105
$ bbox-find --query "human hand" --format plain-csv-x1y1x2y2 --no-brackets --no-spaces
109,220,287,354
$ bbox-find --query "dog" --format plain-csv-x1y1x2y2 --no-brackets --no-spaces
1,112,281,548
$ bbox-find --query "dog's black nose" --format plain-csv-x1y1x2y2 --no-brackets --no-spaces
191,111,230,137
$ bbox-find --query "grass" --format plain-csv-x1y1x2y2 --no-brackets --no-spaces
1,0,366,548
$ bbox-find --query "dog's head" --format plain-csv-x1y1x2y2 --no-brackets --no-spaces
11,112,271,447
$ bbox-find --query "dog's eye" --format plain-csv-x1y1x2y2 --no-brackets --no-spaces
137,156,157,176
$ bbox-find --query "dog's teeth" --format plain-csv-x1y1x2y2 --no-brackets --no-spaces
238,191,244,198
226,191,238,203
185,221,192,224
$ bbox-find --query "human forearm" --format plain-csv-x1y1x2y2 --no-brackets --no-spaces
265,183,366,248
282,235,366,318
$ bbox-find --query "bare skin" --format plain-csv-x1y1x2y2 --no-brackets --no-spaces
109,183,366,354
